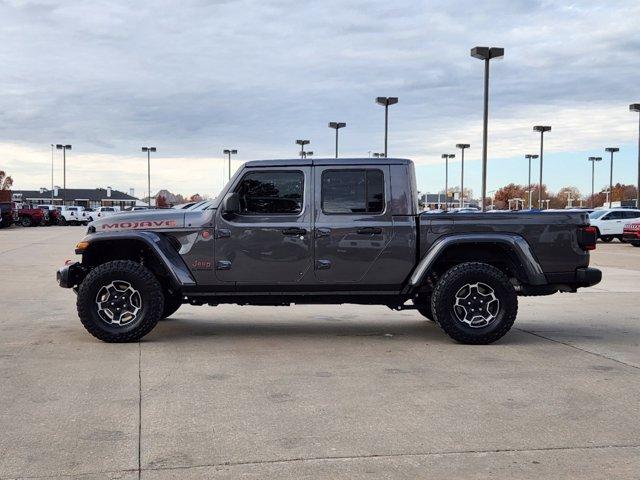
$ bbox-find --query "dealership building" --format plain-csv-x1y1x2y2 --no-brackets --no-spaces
12,187,140,209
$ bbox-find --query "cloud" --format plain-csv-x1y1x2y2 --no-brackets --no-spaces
0,0,638,196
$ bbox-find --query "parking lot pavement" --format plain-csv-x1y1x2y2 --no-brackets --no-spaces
0,227,639,479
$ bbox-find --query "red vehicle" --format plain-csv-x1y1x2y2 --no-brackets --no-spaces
623,222,640,247
14,203,46,227
36,205,61,225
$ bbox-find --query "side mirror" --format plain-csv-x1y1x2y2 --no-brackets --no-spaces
221,192,240,216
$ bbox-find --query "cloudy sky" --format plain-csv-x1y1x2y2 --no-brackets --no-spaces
1,0,639,199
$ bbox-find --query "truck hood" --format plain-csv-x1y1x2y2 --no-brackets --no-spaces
89,209,186,232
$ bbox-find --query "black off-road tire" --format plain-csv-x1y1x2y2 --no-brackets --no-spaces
431,262,518,345
58,216,67,226
600,235,613,243
414,295,435,322
161,292,183,319
77,260,164,342
20,216,32,227
631,242,640,248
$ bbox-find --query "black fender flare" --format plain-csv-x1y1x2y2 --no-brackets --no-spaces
79,230,196,288
407,233,546,290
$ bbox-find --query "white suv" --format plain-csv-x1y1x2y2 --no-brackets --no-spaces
589,209,640,242
86,206,121,222
57,206,89,226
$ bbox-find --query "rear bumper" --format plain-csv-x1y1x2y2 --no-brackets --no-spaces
545,267,602,289
56,262,87,288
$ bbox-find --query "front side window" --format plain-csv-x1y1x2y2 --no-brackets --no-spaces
235,170,304,214
322,169,384,214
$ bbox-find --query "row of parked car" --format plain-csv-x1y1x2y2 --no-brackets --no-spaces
0,203,149,228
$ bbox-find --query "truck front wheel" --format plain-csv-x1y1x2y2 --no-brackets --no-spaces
431,262,517,345
76,260,164,342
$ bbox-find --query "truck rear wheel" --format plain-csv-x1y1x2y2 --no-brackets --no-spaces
431,262,517,345
76,260,164,342
20,216,32,227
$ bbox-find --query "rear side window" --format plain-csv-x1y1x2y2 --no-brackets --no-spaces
623,211,640,219
321,169,384,214
235,170,304,214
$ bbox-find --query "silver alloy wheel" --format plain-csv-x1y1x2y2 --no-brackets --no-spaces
95,280,142,326
453,282,500,328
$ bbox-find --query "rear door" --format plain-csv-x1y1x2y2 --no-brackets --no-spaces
600,211,624,234
313,165,393,283
214,166,313,284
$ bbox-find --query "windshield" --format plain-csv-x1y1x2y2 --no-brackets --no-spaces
589,210,607,219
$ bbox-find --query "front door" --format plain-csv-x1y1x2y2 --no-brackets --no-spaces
313,165,394,283
215,167,313,284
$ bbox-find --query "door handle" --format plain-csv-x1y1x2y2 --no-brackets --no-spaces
315,228,331,238
356,227,382,235
282,227,307,236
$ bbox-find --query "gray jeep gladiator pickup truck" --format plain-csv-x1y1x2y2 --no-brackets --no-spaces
57,157,601,344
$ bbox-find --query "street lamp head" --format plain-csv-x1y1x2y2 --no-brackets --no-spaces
306,151,313,157
295,139,310,146
141,146,156,152
456,144,470,149
376,97,399,106
605,147,620,153
629,103,640,112
525,154,539,160
533,126,552,133
471,46,504,60
328,122,347,129
588,156,602,162
65,144,72,150
56,144,63,149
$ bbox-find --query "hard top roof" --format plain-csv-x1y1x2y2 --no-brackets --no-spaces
243,157,413,168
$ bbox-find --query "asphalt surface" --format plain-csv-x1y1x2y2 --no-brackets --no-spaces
0,226,638,479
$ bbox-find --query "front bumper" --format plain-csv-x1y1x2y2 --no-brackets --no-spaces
56,262,87,288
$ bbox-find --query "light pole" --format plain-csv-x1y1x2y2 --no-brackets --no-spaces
442,153,455,211
375,97,398,157
471,46,504,212
456,144,470,208
296,139,310,159
605,147,619,208
525,154,538,209
588,156,602,208
223,149,237,181
50,144,55,202
630,104,640,208
533,126,551,208
55,144,72,205
141,147,156,207
328,122,346,158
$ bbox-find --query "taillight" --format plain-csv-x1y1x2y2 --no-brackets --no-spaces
578,226,597,251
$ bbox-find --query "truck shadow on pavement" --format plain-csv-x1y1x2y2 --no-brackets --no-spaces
143,316,538,345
